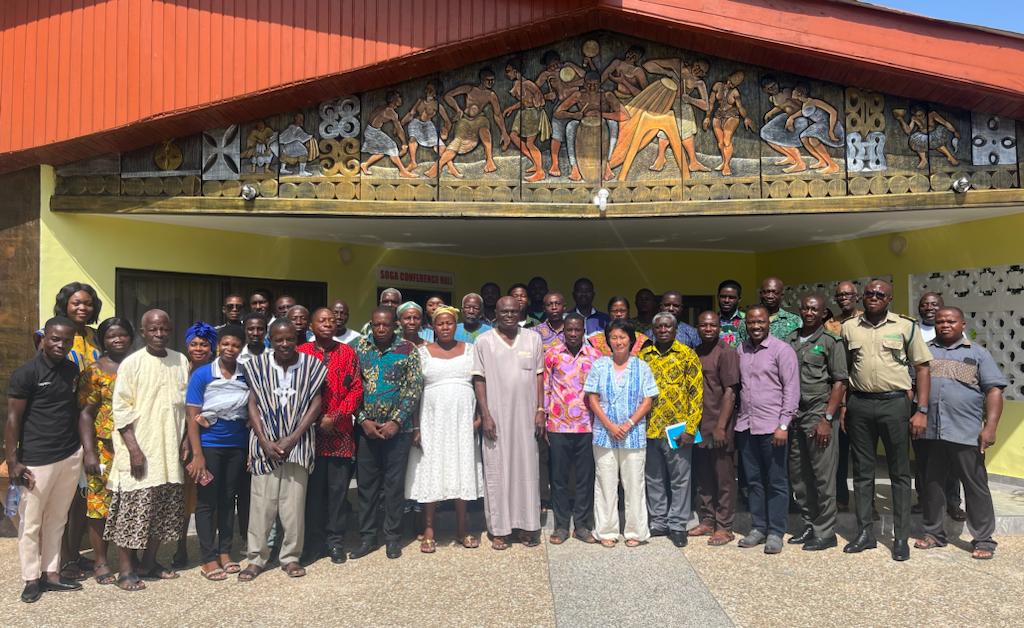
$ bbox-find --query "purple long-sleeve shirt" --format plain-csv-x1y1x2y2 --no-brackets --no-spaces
736,335,800,435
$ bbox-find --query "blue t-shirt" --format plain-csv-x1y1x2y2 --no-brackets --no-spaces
185,360,250,448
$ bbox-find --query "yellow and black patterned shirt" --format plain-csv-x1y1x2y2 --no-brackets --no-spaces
639,340,703,438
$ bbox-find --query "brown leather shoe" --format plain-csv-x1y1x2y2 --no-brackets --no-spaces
708,530,735,546
688,523,714,537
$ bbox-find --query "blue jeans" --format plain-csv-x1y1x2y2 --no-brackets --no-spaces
737,430,789,537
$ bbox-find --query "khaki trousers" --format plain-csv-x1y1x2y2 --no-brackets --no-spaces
593,445,649,542
246,462,308,567
18,448,83,581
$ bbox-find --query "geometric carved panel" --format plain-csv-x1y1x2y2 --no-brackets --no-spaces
911,265,1023,399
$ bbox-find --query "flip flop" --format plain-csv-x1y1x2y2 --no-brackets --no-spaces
200,567,227,581
93,565,116,585
139,562,179,580
115,573,146,591
237,565,263,582
420,538,437,554
460,535,480,549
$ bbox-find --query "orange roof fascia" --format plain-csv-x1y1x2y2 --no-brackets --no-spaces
1,0,1023,174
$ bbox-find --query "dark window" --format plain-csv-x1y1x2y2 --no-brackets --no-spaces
116,268,327,352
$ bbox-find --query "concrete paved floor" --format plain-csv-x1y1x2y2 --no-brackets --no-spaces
1,508,1021,627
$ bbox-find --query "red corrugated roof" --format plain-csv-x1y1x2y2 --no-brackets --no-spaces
0,0,1022,173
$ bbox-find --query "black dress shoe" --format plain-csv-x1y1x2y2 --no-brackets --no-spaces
843,530,877,553
348,541,377,560
20,581,41,604
669,531,688,548
650,527,669,537
329,546,347,564
802,535,838,551
947,506,967,522
385,541,402,559
892,539,910,561
40,577,83,592
788,526,814,545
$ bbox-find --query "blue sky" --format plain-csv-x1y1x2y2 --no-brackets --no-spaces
870,1,1024,34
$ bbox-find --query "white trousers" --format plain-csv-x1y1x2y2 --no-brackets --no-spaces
18,448,83,581
593,445,649,542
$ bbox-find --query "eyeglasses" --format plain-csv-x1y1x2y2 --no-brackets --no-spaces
863,290,888,300
225,303,244,310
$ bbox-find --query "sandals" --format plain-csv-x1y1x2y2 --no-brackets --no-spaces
914,536,943,550
139,562,179,580
549,529,569,545
490,535,510,551
573,529,596,544
93,565,116,585
518,532,540,548
420,538,437,554
200,566,227,581
237,565,263,582
600,539,617,548
972,548,995,560
116,573,146,591
624,539,643,548
460,535,480,549
281,562,306,578
222,561,242,574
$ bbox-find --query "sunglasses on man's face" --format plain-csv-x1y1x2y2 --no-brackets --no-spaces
225,303,244,310
863,290,888,300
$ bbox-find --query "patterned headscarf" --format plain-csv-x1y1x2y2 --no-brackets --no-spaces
185,321,218,346
431,306,460,322
396,301,423,316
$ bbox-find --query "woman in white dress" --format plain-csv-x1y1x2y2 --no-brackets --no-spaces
406,306,484,552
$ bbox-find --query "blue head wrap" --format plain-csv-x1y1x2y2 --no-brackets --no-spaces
185,321,218,346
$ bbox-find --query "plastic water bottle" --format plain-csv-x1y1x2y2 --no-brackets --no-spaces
5,483,21,518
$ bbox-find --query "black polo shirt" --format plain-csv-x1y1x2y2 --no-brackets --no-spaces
7,353,81,466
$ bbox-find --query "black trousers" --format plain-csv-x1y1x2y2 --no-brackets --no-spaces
846,394,913,540
235,470,250,539
303,456,355,556
836,427,850,505
356,431,412,543
913,437,961,507
921,440,997,550
548,432,595,532
195,446,247,563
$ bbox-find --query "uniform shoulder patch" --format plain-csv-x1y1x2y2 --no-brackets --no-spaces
898,314,918,323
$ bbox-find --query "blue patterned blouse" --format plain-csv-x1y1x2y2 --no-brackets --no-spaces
584,356,659,449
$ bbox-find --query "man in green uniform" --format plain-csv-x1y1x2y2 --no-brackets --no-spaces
786,294,847,551
759,277,801,339
841,280,931,561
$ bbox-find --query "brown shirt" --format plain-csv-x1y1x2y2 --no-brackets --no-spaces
695,340,740,444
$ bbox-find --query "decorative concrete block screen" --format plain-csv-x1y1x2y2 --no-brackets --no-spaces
911,266,1024,399
782,276,892,312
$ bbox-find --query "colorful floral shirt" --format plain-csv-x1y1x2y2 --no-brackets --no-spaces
534,321,565,349
719,310,746,347
78,362,116,440
298,341,363,458
355,335,424,431
543,341,602,433
639,340,703,439
455,322,492,344
584,356,659,449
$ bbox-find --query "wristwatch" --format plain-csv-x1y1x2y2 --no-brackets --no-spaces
778,424,788,432
917,405,929,414
825,413,834,423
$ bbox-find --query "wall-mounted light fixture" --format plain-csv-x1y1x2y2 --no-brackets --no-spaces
951,175,971,194
593,187,610,213
240,183,260,201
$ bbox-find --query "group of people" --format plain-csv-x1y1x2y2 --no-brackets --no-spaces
6,273,1006,603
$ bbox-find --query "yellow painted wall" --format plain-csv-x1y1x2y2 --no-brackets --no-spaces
38,167,489,327
759,212,1024,479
